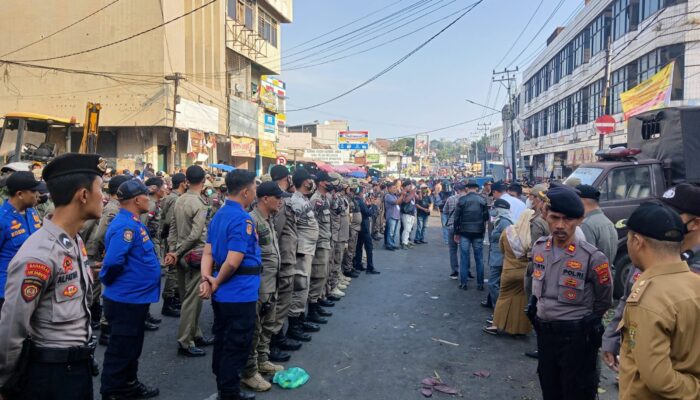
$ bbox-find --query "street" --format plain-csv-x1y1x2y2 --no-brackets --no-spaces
92,216,619,400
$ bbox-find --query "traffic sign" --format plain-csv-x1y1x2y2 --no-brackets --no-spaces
276,156,287,165
595,115,616,134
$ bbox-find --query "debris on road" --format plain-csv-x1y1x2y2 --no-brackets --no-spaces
420,372,461,397
472,369,491,378
431,337,460,346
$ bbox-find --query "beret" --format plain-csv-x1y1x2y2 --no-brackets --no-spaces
546,183,584,219
42,153,106,181
661,184,700,216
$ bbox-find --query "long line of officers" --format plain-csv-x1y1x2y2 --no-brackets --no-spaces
0,154,380,400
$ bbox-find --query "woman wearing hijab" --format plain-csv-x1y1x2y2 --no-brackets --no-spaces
481,199,513,309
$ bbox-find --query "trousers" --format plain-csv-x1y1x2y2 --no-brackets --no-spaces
385,218,399,248
101,299,148,394
415,214,429,242
326,241,346,292
212,301,257,396
459,235,484,286
342,229,360,272
162,265,178,300
400,214,416,245
17,359,93,400
289,253,313,317
354,230,374,270
177,261,204,348
309,247,331,303
447,228,459,274
244,293,277,377
271,271,294,335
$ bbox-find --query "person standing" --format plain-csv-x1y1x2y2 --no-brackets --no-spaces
453,180,489,290
492,182,526,222
414,184,432,244
576,185,617,266
383,182,403,251
307,172,336,324
331,180,352,294
354,184,380,275
141,177,167,330
99,179,161,399
443,182,466,280
158,173,187,318
0,154,104,399
617,202,700,399
199,170,259,400
399,183,417,249
325,174,348,301
165,165,213,357
0,172,42,315
342,179,362,275
529,184,612,400
481,199,513,308
371,183,386,241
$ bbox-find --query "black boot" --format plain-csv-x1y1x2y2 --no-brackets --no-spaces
273,333,302,351
89,303,102,331
269,346,291,362
99,324,110,346
306,305,327,324
218,390,255,400
315,304,333,317
286,317,312,342
161,297,181,317
318,298,335,307
146,312,162,325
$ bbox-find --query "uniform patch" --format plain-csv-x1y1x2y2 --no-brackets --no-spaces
81,245,88,257
627,322,637,349
246,220,254,235
11,220,21,230
123,229,134,242
25,263,51,281
62,257,73,273
11,228,26,237
594,263,611,285
566,260,582,270
563,277,578,288
534,254,544,263
565,243,577,255
58,233,73,249
533,269,543,279
33,214,40,223
21,278,42,302
563,289,577,300
62,285,78,298
632,271,641,282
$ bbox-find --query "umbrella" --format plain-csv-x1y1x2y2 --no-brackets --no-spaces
209,163,235,172
349,170,367,178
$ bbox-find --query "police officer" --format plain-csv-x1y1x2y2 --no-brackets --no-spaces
325,174,349,303
269,165,303,357
0,153,105,399
165,165,213,357
576,184,617,266
242,182,285,392
529,184,612,400
158,173,186,317
287,169,320,342
142,177,167,330
617,202,700,399
0,171,42,314
341,179,362,280
199,169,259,400
307,172,336,324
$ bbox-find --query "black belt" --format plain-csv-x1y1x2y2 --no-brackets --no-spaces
29,342,96,363
537,316,601,335
213,264,261,276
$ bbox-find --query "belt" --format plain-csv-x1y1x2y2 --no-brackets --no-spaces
29,342,96,363
537,316,601,335
213,263,261,276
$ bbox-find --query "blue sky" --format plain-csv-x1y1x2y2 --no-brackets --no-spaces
280,0,582,140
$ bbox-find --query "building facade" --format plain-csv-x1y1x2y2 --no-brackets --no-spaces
518,0,700,180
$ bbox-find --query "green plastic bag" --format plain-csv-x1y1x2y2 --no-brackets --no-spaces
273,367,310,389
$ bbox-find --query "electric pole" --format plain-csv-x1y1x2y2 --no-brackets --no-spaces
477,122,491,165
165,72,185,172
493,67,518,182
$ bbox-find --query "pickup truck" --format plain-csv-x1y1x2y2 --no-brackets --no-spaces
564,106,700,298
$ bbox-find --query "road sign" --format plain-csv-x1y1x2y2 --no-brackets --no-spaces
338,131,369,150
595,115,616,134
276,156,287,165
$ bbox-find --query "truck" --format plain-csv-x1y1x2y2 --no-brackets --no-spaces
564,106,700,298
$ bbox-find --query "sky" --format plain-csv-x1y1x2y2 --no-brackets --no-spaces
280,0,583,141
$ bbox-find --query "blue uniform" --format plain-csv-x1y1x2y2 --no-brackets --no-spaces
0,202,41,299
100,208,161,304
208,200,261,303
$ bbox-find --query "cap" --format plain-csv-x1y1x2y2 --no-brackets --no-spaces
171,173,187,189
315,171,334,182
144,177,164,188
576,184,600,201
328,172,342,183
546,183,584,218
257,181,285,198
564,177,582,188
530,184,548,197
492,181,507,192
36,181,48,194
508,183,523,194
185,165,206,184
466,179,479,188
661,183,700,216
270,165,290,181
292,168,312,187
1,162,31,173
42,153,106,181
108,175,131,195
493,198,510,209
619,202,685,242
420,183,429,189
117,179,149,201
6,171,42,193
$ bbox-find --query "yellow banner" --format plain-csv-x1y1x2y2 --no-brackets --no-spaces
620,61,674,120
259,139,276,158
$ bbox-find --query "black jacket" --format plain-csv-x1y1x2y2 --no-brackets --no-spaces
453,192,488,236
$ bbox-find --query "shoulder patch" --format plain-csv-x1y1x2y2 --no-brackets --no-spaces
626,279,651,304
593,262,611,285
123,229,134,242
62,256,73,273
246,220,254,235
534,254,544,263
566,260,582,270
21,278,43,302
58,233,73,249
25,262,51,282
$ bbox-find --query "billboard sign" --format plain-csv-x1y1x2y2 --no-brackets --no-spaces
338,131,369,150
620,61,674,120
304,149,344,165
264,113,276,134
414,134,429,157
230,137,256,158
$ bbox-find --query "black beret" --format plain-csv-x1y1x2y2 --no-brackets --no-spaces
292,168,312,187
270,165,290,181
315,171,332,182
117,179,149,201
661,183,700,216
493,198,510,209
7,171,41,192
257,181,284,198
546,183,584,218
466,179,479,188
508,183,523,194
171,173,187,189
108,175,131,195
576,184,601,201
42,153,106,181
186,165,206,184
621,202,685,242
144,177,164,187
492,181,507,192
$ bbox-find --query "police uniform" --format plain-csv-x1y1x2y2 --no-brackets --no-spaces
307,174,334,322
99,181,161,398
529,185,612,400
0,154,105,400
208,198,261,399
327,185,348,296
158,173,185,316
342,181,362,273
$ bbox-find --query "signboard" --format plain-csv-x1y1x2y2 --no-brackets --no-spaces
229,96,258,138
259,139,276,158
260,75,286,113
264,113,276,134
230,137,256,158
177,99,219,134
595,115,616,134
366,153,380,163
276,155,287,165
338,131,369,150
304,149,343,165
414,134,429,157
187,130,208,155
620,61,674,120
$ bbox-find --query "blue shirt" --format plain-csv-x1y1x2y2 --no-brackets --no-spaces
0,202,41,298
100,208,161,304
208,200,261,303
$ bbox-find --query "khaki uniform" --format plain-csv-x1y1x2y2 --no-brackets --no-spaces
168,190,210,348
140,196,162,261
342,195,362,273
158,192,179,301
35,200,54,220
289,191,318,317
327,193,348,292
244,208,281,378
271,195,298,334
618,261,700,399
80,218,100,310
580,208,618,269
525,213,550,298
309,191,332,304
0,218,92,386
88,198,121,326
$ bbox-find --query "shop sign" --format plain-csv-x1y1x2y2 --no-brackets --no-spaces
231,137,256,158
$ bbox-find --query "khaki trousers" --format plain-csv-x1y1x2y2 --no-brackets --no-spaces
342,229,360,272
289,254,313,317
271,267,294,335
309,247,331,303
244,292,277,378
177,261,204,348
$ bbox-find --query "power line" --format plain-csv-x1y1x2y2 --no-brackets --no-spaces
494,0,545,69
287,0,484,112
506,0,566,68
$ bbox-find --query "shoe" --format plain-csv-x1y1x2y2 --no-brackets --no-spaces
275,335,302,351
331,288,346,297
178,345,206,357
242,373,272,392
316,305,333,317
458,284,468,290
406,243,415,248
258,360,285,374
161,298,181,317
525,350,539,359
342,276,352,282
343,270,359,278
318,298,335,307
194,336,215,347
449,272,458,280
301,319,321,332
477,284,485,291
385,246,396,251
306,306,328,324
268,347,291,362
145,313,162,325
144,320,159,331
355,265,366,271
99,324,110,346
482,326,499,336
481,300,492,308
287,318,312,342
327,295,341,302
366,269,380,274
485,316,494,325
91,356,100,377
337,283,348,290
468,272,475,279
126,381,159,399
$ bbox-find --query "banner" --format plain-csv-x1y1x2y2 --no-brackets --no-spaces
259,139,276,158
338,131,369,150
367,153,380,163
414,134,429,157
230,137,256,158
620,61,674,120
177,99,219,134
187,130,207,155
264,113,276,134
260,75,286,113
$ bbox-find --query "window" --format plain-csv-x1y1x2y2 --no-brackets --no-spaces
604,166,652,200
228,0,246,23
558,97,572,130
588,79,604,119
533,112,540,138
589,15,609,57
573,29,589,69
549,103,559,135
540,109,549,137
613,0,629,40
640,0,661,20
244,0,255,30
573,88,589,125
258,9,278,47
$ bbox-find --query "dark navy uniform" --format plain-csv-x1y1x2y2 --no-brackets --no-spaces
0,201,42,308
99,206,161,397
208,199,261,398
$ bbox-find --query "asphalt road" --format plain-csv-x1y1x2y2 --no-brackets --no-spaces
92,215,619,399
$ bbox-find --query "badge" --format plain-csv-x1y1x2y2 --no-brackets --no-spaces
563,289,577,300
11,228,26,237
58,233,73,249
662,187,675,199
62,257,73,273
533,269,543,279
63,285,78,298
21,278,42,302
594,263,611,285
563,277,578,288
632,271,641,282
246,221,253,235
566,260,582,270
565,243,577,255
81,245,88,257
123,229,134,242
25,263,51,282
33,214,40,223
534,254,544,263
10,220,22,230
627,322,637,349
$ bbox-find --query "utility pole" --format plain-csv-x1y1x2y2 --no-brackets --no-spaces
477,122,491,172
493,67,518,182
599,35,613,151
165,73,185,172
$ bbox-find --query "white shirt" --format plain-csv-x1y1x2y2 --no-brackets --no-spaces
500,193,526,222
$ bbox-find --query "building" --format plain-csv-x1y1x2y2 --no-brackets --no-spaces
487,125,504,161
0,0,292,173
287,120,349,148
517,0,700,180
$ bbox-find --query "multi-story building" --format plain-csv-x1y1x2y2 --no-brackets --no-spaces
487,125,504,161
518,0,700,180
0,0,292,173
